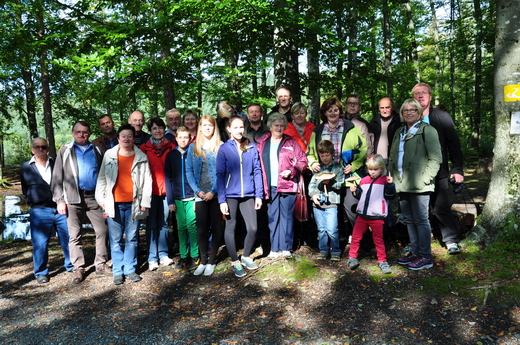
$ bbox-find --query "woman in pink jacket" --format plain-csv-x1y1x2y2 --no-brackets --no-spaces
256,113,308,259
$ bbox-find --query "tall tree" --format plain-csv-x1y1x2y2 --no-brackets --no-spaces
273,0,301,102
472,0,483,149
471,0,520,244
37,1,56,158
382,0,393,98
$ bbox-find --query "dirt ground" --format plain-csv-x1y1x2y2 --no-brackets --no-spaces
1,165,519,344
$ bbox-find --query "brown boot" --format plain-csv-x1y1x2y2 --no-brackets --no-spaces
73,269,84,284
96,263,112,275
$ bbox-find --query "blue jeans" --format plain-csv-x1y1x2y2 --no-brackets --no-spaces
107,202,139,275
313,206,340,255
146,195,170,262
399,193,432,258
30,207,72,277
267,187,296,252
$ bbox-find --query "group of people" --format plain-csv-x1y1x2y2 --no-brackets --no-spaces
21,81,464,285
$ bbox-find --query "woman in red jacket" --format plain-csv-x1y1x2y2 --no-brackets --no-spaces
139,118,175,271
256,113,308,259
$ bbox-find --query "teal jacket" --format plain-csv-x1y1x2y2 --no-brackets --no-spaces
388,122,442,194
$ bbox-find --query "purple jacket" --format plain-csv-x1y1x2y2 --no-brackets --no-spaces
256,133,308,200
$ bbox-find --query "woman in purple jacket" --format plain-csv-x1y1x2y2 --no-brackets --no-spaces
256,113,308,259
217,116,263,277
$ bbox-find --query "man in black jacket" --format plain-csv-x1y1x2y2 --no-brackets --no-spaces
20,138,73,283
370,97,402,164
412,83,464,254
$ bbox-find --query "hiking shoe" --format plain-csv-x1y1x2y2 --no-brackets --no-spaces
281,250,292,259
148,261,159,271
447,243,461,255
194,264,207,276
267,251,280,259
159,256,174,266
379,262,392,274
316,252,328,260
348,258,360,270
187,257,200,271
241,256,259,270
175,257,188,270
330,253,341,262
408,257,433,270
126,272,142,282
113,275,124,285
231,261,246,277
397,253,420,265
36,275,49,284
204,264,216,276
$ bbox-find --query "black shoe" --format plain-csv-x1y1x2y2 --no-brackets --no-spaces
126,272,142,282
175,257,188,270
187,257,200,271
36,275,49,284
114,275,124,285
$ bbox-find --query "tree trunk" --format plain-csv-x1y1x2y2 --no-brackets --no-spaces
382,0,393,98
472,0,483,150
470,0,520,245
37,5,56,158
273,0,301,102
335,7,346,100
404,2,420,82
161,48,176,110
449,0,456,117
429,0,440,105
21,67,38,139
226,48,241,109
306,0,320,125
346,5,358,94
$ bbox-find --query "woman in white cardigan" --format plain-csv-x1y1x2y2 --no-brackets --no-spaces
95,124,152,285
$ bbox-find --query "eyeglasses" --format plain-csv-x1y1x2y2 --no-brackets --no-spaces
33,145,48,150
402,109,418,114
413,90,429,96
346,102,360,106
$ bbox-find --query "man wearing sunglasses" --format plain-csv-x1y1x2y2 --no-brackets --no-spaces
20,138,73,284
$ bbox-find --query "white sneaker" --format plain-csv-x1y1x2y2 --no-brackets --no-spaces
204,264,216,276
267,251,280,259
193,264,206,276
281,250,292,258
159,256,173,266
148,261,159,271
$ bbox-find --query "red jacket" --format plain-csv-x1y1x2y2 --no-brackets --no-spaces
256,133,308,199
140,139,175,195
284,121,316,153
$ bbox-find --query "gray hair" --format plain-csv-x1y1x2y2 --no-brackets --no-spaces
399,99,424,122
266,112,288,130
32,137,48,147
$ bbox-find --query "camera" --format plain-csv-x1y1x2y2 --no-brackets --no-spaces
449,177,465,194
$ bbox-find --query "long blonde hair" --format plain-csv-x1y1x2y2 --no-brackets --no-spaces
193,114,221,157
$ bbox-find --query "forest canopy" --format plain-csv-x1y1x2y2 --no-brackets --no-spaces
0,0,495,162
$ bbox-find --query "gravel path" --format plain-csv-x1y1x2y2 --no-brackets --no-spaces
1,236,519,345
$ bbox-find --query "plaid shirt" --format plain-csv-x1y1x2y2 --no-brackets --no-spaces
322,121,344,164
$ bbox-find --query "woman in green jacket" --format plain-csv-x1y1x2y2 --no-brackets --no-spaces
388,99,442,270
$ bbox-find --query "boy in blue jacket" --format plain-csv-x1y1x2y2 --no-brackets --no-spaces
165,126,199,270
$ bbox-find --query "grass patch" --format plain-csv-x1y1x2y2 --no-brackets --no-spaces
435,231,520,280
256,258,321,283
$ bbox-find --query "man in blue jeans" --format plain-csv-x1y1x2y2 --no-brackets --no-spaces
20,137,73,283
